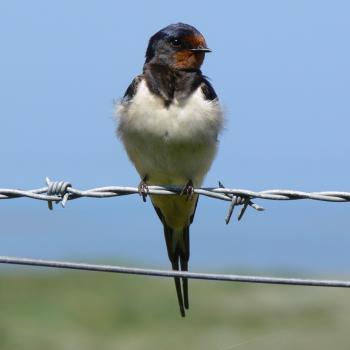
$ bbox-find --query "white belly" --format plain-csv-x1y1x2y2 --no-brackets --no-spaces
117,80,223,187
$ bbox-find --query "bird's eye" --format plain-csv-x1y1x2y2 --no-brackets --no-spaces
170,38,182,48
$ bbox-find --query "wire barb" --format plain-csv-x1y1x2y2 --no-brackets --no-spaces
45,177,72,209
1,178,350,223
219,181,264,224
1,180,350,290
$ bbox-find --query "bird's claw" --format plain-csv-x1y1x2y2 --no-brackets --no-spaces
180,180,194,200
138,179,149,202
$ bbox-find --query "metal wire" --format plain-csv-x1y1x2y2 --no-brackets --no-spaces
2,178,350,202
1,179,350,288
1,177,350,222
1,255,349,288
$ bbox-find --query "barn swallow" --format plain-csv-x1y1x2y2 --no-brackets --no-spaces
117,23,223,317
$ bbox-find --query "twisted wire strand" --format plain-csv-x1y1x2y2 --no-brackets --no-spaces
1,179,350,202
1,181,350,286
1,178,350,222
1,255,349,288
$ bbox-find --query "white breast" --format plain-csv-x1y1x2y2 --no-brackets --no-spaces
117,79,223,186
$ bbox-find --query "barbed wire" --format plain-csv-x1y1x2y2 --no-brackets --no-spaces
1,178,350,223
1,255,349,288
1,180,350,289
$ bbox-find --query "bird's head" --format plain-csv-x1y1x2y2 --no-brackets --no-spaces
145,23,211,70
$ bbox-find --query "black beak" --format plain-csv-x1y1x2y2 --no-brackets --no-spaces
189,47,212,53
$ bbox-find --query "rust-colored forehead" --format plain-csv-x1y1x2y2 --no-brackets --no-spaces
182,34,207,48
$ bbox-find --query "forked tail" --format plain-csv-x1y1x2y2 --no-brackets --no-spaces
163,224,190,317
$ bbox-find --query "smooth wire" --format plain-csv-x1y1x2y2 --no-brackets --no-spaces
1,256,350,288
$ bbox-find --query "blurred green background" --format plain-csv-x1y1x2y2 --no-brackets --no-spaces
1,270,349,350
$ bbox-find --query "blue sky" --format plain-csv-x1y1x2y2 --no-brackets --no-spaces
1,0,350,274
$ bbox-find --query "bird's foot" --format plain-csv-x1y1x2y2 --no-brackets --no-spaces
180,180,194,200
138,177,149,202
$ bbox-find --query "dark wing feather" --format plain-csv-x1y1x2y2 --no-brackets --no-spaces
200,77,221,141
200,77,218,101
122,75,143,102
190,196,199,224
